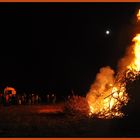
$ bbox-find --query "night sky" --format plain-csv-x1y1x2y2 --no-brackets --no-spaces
0,3,139,96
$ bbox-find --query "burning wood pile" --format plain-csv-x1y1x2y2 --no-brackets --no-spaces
86,9,140,119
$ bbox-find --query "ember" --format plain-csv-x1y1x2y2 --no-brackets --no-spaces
86,9,140,119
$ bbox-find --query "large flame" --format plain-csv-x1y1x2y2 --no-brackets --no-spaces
127,34,140,72
137,9,140,21
86,10,140,119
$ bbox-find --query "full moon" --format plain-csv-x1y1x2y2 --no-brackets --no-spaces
105,30,110,35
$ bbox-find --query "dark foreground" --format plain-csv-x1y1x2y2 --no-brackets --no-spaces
0,103,139,138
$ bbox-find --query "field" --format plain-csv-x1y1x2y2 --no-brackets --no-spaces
0,103,139,138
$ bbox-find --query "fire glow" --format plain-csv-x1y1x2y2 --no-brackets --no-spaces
86,9,140,119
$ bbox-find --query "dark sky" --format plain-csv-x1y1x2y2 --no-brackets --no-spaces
0,3,139,95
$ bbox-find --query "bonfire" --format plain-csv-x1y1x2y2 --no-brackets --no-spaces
86,9,140,119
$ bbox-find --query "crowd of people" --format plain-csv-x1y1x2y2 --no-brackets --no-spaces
0,92,57,106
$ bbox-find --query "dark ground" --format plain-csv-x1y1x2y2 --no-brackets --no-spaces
0,103,140,138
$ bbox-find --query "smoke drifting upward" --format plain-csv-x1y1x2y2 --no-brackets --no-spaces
86,9,140,119
86,65,128,118
86,66,115,102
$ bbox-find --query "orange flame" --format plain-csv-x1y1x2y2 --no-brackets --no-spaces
86,9,140,119
127,34,140,72
86,67,128,118
137,9,140,21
